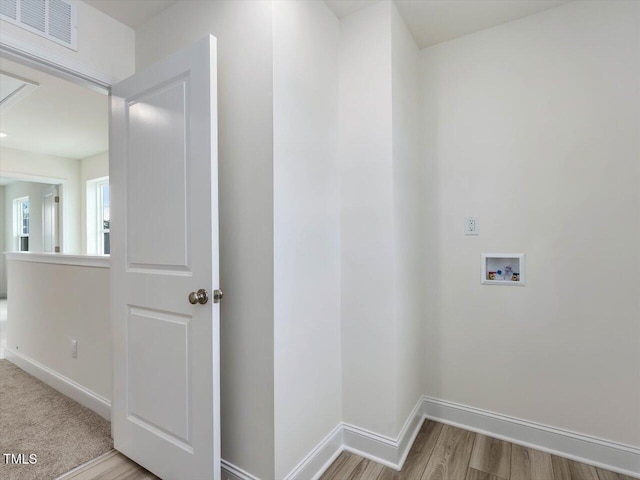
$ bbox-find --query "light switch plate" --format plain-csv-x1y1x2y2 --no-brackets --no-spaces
464,217,479,235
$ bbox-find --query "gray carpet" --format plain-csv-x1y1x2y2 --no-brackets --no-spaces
0,359,113,480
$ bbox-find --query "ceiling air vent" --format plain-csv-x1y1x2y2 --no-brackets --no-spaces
0,0,77,51
0,0,18,21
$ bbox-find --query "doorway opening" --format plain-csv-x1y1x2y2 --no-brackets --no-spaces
0,55,118,479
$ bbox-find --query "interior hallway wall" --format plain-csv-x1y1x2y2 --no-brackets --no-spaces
6,258,111,409
420,0,640,447
272,1,341,477
135,2,276,478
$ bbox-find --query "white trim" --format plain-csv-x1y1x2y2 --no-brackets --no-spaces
0,30,116,91
281,397,425,480
395,400,427,468
222,424,345,480
220,398,425,480
0,170,66,184
5,251,110,268
85,176,108,255
6,361,634,479
342,397,425,470
95,177,110,255
13,196,29,252
310,446,343,480
5,349,111,420
222,395,640,480
221,460,262,480
422,396,640,479
283,423,344,480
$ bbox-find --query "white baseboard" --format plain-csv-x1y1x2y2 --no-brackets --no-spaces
277,397,425,480
222,459,262,480
283,423,344,480
223,398,425,480
5,350,111,421
224,395,639,480
342,424,399,470
11,358,632,480
222,424,345,480
343,398,425,470
422,396,640,479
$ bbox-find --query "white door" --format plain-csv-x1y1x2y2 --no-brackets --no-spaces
42,185,59,253
110,36,220,480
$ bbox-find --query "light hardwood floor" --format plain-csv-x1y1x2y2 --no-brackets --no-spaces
56,450,158,480
58,421,635,480
320,421,635,480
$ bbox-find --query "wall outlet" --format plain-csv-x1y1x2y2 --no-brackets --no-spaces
71,339,78,359
464,217,479,235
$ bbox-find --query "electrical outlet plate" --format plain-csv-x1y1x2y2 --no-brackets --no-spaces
71,339,78,359
464,217,479,235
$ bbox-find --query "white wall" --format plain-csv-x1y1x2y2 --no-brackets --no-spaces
0,147,81,254
272,1,341,478
80,151,109,254
339,1,396,438
136,3,276,478
390,2,423,433
420,0,640,447
80,151,108,181
0,0,134,82
0,186,4,296
6,258,111,402
339,1,424,440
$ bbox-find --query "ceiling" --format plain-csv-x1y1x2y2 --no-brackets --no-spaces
0,73,38,109
325,0,571,48
0,57,108,159
324,0,380,18
85,0,571,49
84,0,176,28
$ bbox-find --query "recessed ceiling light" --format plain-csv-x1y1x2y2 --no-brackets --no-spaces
0,132,7,138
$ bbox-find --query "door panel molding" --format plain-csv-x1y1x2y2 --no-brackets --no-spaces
110,36,220,480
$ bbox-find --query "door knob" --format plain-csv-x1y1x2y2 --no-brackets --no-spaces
188,289,209,305
213,289,223,304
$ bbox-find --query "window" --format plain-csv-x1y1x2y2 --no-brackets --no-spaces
14,197,29,252
97,179,110,255
86,176,110,255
